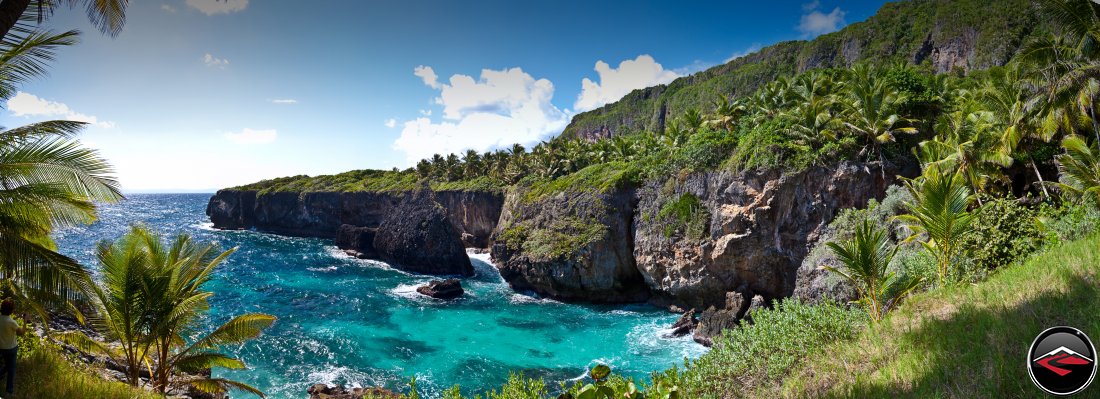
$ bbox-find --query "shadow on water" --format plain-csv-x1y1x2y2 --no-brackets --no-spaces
824,274,1100,398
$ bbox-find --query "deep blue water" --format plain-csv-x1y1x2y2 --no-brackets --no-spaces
52,194,705,398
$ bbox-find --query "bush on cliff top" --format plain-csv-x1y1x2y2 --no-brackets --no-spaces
522,162,642,203
232,169,504,194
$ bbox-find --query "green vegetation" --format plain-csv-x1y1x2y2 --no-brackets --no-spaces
825,221,922,321
59,226,275,397
896,167,976,286
522,162,642,202
962,197,1043,271
504,217,607,261
7,341,160,399
657,193,709,239
780,232,1100,398
561,0,1044,139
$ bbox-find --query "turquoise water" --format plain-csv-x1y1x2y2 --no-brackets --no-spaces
53,194,706,398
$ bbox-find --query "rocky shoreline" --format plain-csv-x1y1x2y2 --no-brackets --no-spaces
207,161,913,344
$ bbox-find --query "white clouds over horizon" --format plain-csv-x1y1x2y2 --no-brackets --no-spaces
224,128,277,144
7,92,115,128
393,66,569,164
798,1,847,37
186,0,248,15
269,98,297,104
384,118,397,128
574,55,679,113
203,53,229,68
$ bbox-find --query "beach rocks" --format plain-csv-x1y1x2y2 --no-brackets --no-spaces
373,189,474,276
665,309,697,338
417,279,465,299
307,384,398,399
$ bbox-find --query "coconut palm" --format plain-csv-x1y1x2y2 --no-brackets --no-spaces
0,0,129,41
917,98,1010,204
839,64,919,169
979,65,1056,198
0,25,122,322
895,166,976,286
60,226,275,397
825,221,922,321
782,72,841,146
705,96,746,132
1055,134,1100,207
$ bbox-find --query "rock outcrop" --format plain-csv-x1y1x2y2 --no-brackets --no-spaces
372,189,474,276
307,384,398,399
490,186,650,303
666,309,697,338
417,279,465,299
206,189,503,248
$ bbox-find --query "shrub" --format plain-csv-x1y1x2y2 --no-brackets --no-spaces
676,299,867,397
657,193,710,239
961,197,1042,271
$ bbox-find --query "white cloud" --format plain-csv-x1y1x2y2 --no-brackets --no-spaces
269,98,297,104
161,4,177,13
7,92,115,128
574,55,679,113
186,0,248,15
224,128,277,144
414,65,441,89
203,53,229,68
393,66,569,164
384,118,397,128
798,2,846,37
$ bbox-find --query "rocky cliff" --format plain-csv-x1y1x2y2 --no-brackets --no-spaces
490,186,650,303
206,189,503,246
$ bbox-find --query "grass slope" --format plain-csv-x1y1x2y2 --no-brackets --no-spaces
9,344,159,399
777,234,1100,398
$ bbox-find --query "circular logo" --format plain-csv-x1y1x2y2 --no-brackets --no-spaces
1028,326,1097,396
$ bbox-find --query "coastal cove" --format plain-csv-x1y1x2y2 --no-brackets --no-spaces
53,194,706,398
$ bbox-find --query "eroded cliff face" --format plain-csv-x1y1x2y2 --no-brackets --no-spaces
205,189,503,247
489,187,650,303
634,162,906,311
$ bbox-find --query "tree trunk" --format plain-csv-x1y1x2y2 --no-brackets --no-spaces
0,0,32,42
1031,158,1050,199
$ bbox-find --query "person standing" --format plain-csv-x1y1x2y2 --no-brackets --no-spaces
0,299,25,396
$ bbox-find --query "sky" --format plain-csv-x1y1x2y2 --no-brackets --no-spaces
0,0,891,192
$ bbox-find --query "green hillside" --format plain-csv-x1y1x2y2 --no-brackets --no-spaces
561,0,1049,140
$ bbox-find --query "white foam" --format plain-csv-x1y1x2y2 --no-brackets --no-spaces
324,246,414,276
389,283,431,302
307,265,339,273
508,292,562,305
194,222,217,231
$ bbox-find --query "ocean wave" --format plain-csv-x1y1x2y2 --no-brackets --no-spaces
307,265,339,273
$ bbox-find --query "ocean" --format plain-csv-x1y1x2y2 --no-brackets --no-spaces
52,194,706,398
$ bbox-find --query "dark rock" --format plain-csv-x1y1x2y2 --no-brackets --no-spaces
693,290,750,347
417,279,465,299
743,294,769,323
307,384,398,399
207,189,504,248
490,185,650,303
335,224,379,259
373,189,474,276
666,309,697,338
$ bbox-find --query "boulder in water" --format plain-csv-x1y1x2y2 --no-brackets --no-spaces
665,308,697,338
307,384,398,399
373,188,474,276
417,279,465,300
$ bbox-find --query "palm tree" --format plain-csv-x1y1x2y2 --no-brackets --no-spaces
839,64,919,175
0,24,122,321
979,65,1055,198
782,72,841,146
60,226,275,397
1055,134,1100,207
679,108,704,132
705,96,746,132
917,97,1009,204
825,221,922,321
0,0,129,41
895,166,976,286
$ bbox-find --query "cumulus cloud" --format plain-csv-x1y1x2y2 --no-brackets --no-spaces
574,55,679,113
414,66,441,89
203,53,229,68
161,4,177,13
269,98,297,104
384,118,397,128
186,0,248,15
798,2,846,37
393,66,569,164
224,128,277,144
7,92,115,128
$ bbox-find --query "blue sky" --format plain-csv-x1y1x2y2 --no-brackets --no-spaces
0,0,890,192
